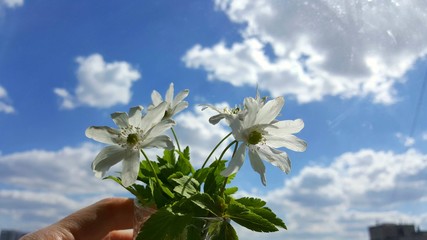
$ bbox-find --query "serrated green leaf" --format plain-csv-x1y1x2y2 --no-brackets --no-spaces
235,197,266,208
190,193,221,216
176,147,194,175
204,160,228,195
251,207,287,229
161,149,176,165
227,201,278,232
206,219,238,240
172,175,199,198
139,160,160,178
137,208,193,240
194,168,210,184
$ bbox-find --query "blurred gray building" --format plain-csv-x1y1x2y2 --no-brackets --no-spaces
369,223,427,240
0,230,27,240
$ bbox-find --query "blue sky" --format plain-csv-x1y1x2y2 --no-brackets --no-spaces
1,1,427,239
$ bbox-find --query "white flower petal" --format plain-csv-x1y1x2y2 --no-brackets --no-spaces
165,83,174,104
85,126,120,145
146,119,175,138
209,114,226,125
128,106,143,127
256,145,291,173
243,97,259,128
221,144,246,177
173,89,189,106
256,97,284,125
151,90,163,106
140,102,168,131
248,147,267,186
92,145,126,178
111,112,129,128
141,135,174,149
121,150,140,187
172,101,188,115
266,119,304,135
230,117,245,141
200,104,221,113
265,135,307,152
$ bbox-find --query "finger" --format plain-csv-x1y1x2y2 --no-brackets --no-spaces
57,198,135,240
102,229,134,240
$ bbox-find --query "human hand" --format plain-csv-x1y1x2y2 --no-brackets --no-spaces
20,198,135,240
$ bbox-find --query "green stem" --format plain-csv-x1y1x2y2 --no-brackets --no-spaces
141,150,162,185
171,128,181,152
201,132,232,169
217,140,238,164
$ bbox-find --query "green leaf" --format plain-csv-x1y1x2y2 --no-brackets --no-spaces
176,147,194,175
190,193,221,216
227,201,278,232
206,219,238,240
171,175,199,198
150,178,175,208
224,187,238,195
139,160,160,178
194,167,210,184
204,160,228,195
137,208,193,240
235,197,266,208
159,149,176,165
251,207,287,229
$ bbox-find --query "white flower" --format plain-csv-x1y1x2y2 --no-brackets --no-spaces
149,83,189,119
85,102,175,187
200,104,245,125
201,89,266,125
221,96,307,185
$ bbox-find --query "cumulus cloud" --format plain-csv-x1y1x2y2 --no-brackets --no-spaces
183,0,427,104
55,53,141,109
237,148,427,240
0,85,15,114
0,0,24,8
0,143,127,231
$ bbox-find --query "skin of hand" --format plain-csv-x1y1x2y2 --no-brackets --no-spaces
20,198,135,240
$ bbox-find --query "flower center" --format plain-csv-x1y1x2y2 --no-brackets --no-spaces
248,131,263,145
127,133,140,146
224,106,241,115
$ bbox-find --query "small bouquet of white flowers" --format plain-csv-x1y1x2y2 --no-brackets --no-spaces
85,83,307,240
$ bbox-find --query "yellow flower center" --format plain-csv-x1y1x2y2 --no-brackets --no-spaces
248,131,263,145
127,133,140,146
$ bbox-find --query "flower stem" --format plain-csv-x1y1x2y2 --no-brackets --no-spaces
141,150,162,185
201,132,232,169
217,140,238,164
171,127,181,152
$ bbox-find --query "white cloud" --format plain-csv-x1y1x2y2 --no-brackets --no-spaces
0,143,127,231
235,148,427,240
183,0,427,104
0,85,15,114
0,0,24,8
396,132,416,147
55,53,141,109
422,132,427,141
0,143,125,194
